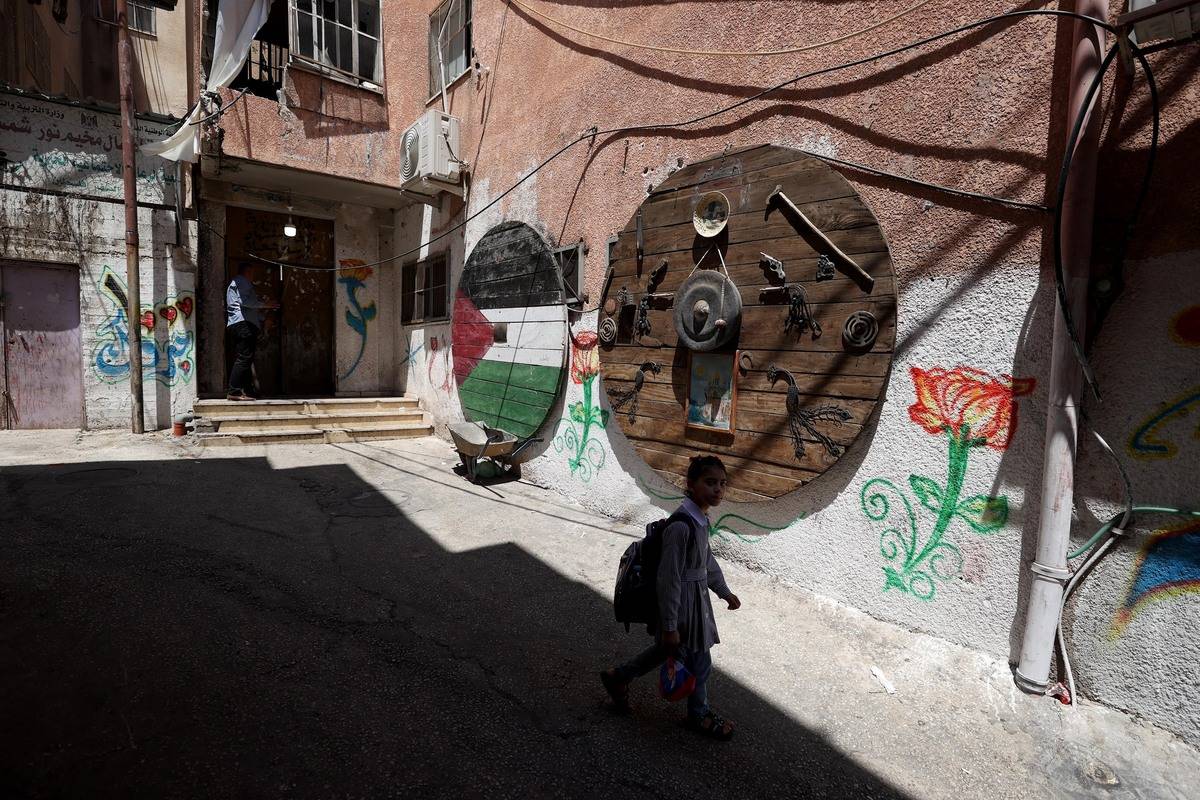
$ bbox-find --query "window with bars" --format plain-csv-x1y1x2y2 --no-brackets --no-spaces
95,0,156,34
401,255,450,325
428,0,470,98
290,0,382,84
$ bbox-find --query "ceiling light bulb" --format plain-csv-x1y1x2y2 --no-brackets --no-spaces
283,222,297,238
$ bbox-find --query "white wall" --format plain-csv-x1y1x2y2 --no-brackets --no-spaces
0,188,198,430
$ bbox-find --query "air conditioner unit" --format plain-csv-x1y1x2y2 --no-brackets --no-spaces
1125,0,1199,45
400,109,463,200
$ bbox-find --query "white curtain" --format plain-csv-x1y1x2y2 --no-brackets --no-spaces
141,0,273,162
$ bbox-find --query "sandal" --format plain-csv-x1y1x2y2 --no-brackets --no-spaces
599,670,631,714
687,711,735,741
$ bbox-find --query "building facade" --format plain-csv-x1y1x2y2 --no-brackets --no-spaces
3,0,1198,749
1,0,198,430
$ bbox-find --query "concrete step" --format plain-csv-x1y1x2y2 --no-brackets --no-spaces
197,421,434,447
195,397,420,419
212,410,426,432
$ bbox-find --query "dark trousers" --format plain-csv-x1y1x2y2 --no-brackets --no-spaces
227,321,259,394
614,644,713,719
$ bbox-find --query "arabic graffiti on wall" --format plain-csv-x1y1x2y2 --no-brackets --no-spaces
92,268,195,386
338,260,378,380
860,366,1036,601
553,331,608,482
1110,519,1200,638
0,94,179,204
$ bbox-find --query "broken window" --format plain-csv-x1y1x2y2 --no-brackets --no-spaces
428,0,470,98
290,0,382,85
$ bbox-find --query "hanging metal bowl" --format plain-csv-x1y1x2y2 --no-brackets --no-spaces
692,191,730,238
673,270,741,351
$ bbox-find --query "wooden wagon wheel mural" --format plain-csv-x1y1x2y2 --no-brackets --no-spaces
598,145,898,503
452,221,568,438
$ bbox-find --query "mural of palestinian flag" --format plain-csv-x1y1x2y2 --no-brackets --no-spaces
452,222,567,439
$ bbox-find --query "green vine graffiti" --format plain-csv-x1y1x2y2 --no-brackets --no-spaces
636,477,801,542
554,331,608,482
861,366,1035,601
554,371,609,482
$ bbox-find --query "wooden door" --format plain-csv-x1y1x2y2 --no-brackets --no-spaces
224,207,334,397
0,261,84,429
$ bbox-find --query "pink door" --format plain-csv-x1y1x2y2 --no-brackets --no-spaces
0,262,84,429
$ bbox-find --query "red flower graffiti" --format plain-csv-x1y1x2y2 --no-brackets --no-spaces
908,366,1036,451
570,330,599,385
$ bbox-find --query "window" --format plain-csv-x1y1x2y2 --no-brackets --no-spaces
402,255,450,325
554,242,585,305
24,8,49,89
207,0,289,99
1,0,18,86
290,0,382,84
95,0,156,34
428,0,470,98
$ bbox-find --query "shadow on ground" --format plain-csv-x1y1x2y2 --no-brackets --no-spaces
0,455,909,798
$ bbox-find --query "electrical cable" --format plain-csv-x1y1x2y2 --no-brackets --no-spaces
189,89,249,126
245,8,1117,275
508,0,940,57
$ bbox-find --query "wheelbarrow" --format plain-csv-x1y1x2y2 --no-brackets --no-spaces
448,421,542,483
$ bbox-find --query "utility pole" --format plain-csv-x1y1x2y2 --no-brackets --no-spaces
117,0,144,433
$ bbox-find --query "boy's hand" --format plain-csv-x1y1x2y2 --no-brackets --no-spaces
661,630,681,654
725,594,742,610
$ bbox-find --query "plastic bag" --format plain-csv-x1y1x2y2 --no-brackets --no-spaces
659,657,696,701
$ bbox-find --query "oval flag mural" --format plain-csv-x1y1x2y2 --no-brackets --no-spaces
452,221,568,438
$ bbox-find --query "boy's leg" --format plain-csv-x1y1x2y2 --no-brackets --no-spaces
685,648,713,720
613,643,667,683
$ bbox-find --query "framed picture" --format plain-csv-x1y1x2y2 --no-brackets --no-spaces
686,351,737,433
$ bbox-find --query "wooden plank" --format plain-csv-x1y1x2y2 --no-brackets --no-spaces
634,445,808,499
612,216,887,264
607,251,894,293
619,302,896,354
621,415,848,475
624,159,856,232
647,468,773,505
601,345,893,379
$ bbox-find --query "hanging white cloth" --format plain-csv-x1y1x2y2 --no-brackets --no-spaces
141,0,273,162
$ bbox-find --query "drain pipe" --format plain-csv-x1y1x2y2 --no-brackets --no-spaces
1015,2,1108,695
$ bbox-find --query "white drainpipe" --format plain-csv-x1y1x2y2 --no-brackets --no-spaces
1015,2,1108,694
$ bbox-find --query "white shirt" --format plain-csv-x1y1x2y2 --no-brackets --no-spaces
226,274,263,328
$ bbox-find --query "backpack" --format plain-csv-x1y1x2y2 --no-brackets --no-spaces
613,512,696,632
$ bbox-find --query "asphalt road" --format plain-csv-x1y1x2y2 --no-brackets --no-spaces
0,443,909,799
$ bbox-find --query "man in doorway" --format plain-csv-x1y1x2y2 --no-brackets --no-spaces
226,262,278,401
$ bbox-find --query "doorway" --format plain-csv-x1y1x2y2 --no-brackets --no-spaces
0,260,84,429
224,207,335,397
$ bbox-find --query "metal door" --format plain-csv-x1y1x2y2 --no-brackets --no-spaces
0,261,84,429
224,207,334,397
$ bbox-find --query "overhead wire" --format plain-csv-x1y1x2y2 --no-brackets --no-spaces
245,7,1122,275
507,0,939,57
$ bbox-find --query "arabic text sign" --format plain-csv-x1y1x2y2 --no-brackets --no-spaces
0,94,180,204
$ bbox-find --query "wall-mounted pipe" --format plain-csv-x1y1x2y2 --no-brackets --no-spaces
1015,2,1108,694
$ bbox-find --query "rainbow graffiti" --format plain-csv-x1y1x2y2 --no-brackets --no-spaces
1110,519,1200,637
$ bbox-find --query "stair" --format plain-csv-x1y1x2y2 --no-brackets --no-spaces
193,397,433,447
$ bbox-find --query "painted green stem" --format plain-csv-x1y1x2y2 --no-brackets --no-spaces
907,429,971,571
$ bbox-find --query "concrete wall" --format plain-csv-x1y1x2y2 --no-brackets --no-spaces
397,0,1200,746
0,189,198,430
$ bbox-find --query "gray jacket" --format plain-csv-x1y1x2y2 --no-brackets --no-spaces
657,500,733,653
